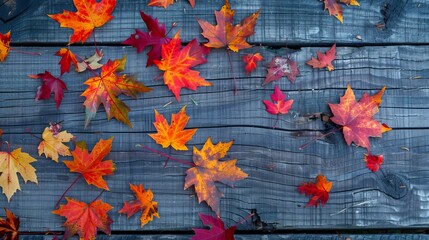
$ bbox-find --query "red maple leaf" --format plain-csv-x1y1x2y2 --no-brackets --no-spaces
154,32,211,101
263,56,299,85
364,154,383,172
242,53,263,75
298,175,332,207
306,43,336,71
122,11,171,66
263,86,293,115
53,197,113,240
55,48,78,76
192,213,236,240
29,71,67,109
328,85,391,150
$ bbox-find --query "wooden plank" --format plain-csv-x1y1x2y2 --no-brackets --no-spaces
1,0,429,45
0,45,429,232
18,234,429,240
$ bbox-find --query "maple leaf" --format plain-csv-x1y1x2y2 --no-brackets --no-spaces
0,31,11,62
192,213,236,240
263,56,299,85
0,208,19,240
184,137,248,216
323,0,360,23
242,53,263,75
306,43,336,71
38,127,74,162
147,0,195,8
63,137,115,190
154,32,212,101
148,106,197,151
328,85,391,150
76,50,104,72
122,11,171,66
52,197,113,240
0,147,38,202
263,85,293,115
197,0,261,52
29,71,67,109
119,183,160,227
364,154,383,173
55,48,78,76
147,0,174,8
297,175,332,207
82,55,152,128
48,0,116,44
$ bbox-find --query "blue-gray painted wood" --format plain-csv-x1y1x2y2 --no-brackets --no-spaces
0,0,428,45
1,0,429,237
0,45,428,233
18,234,429,240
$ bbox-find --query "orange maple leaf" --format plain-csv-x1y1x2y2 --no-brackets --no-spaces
147,0,195,8
298,175,332,207
38,127,74,162
154,32,212,101
48,0,116,44
184,137,248,216
119,183,160,227
148,106,197,151
0,208,19,240
63,137,115,190
53,197,113,240
328,85,391,150
82,55,152,128
55,48,78,76
197,0,261,52
323,0,360,23
0,31,11,62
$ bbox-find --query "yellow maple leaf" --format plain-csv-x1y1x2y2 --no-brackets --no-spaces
0,148,38,202
38,127,74,162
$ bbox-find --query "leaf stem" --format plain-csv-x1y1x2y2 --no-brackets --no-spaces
25,128,43,141
92,30,101,56
10,48,42,56
226,49,238,95
298,127,342,150
235,213,255,226
163,148,172,168
165,22,177,36
55,175,82,209
91,190,105,203
273,115,280,129
136,144,196,167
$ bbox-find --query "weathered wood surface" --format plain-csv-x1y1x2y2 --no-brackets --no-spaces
1,0,429,45
1,44,429,234
18,234,429,240
1,0,429,238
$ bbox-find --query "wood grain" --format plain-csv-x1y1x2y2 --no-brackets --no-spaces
0,45,428,232
1,0,428,45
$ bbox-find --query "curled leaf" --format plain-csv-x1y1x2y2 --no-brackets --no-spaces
298,175,332,207
0,208,19,240
364,154,383,173
38,127,74,162
55,48,78,76
242,53,263,75
29,71,67,109
119,183,159,227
